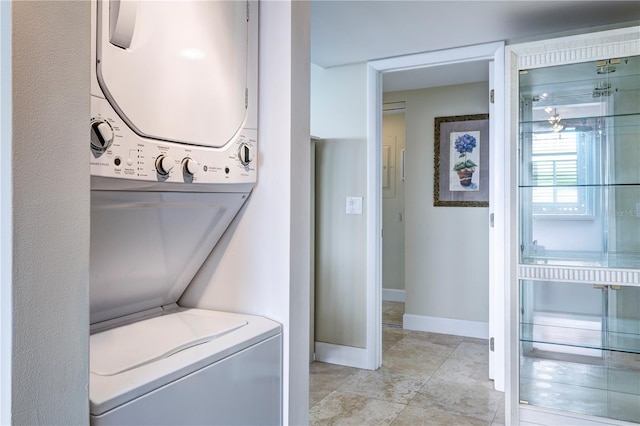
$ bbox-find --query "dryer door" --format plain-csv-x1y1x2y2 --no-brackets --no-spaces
96,0,249,148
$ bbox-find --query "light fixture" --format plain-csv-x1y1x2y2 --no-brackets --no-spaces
547,108,563,132
547,109,561,124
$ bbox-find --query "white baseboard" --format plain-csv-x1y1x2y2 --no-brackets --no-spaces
403,314,489,339
314,342,371,369
382,288,405,302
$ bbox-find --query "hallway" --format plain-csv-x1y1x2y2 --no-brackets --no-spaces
309,326,505,425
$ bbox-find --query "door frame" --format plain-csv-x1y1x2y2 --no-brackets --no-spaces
0,1,12,421
365,42,506,385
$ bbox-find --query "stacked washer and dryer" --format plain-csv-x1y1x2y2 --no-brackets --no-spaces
89,1,281,424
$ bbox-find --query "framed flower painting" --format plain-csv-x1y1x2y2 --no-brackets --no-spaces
434,114,489,207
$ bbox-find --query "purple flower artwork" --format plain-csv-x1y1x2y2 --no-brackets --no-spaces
449,131,480,191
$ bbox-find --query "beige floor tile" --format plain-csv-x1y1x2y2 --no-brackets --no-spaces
394,334,457,358
382,342,447,377
410,377,503,422
310,361,359,395
491,395,506,426
310,387,334,409
391,404,488,426
430,356,492,389
449,340,490,365
383,301,405,325
402,331,465,349
382,327,408,352
337,367,427,404
310,330,505,424
463,336,489,345
309,390,405,426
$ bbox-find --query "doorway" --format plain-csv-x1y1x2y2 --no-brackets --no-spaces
381,103,406,328
367,42,506,391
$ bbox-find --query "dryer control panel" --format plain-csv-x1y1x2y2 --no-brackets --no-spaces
90,96,256,186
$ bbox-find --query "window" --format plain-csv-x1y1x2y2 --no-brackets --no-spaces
531,131,583,214
529,102,602,219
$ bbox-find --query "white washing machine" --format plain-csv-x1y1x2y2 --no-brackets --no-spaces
89,1,282,424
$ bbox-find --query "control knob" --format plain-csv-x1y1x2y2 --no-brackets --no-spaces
155,154,175,176
238,142,253,166
182,157,200,176
90,120,114,152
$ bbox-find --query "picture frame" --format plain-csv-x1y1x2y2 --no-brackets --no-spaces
434,114,489,207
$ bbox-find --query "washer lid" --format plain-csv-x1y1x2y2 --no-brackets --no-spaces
96,0,249,148
90,311,247,376
89,191,249,324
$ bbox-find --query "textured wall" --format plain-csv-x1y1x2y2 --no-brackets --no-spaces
11,1,90,424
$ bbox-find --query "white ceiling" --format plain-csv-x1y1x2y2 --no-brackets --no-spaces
311,1,640,91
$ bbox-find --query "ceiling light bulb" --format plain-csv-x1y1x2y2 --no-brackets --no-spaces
544,107,553,114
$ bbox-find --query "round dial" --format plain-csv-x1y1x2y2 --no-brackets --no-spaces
238,142,253,166
155,154,175,176
182,157,200,176
90,120,114,152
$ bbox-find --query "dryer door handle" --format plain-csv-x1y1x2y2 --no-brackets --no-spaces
109,0,138,49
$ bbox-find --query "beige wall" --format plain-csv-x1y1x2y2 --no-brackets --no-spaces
382,111,406,292
385,82,490,323
314,138,367,347
311,63,368,348
9,2,90,423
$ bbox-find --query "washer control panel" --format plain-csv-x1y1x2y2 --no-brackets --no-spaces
90,96,256,185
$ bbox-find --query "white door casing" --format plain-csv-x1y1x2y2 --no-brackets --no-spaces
367,41,506,378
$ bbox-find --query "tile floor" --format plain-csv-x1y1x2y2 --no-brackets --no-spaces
382,301,404,327
310,303,505,425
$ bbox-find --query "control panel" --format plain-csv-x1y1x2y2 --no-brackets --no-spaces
90,96,256,185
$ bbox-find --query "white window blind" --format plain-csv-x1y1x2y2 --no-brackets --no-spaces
531,131,588,215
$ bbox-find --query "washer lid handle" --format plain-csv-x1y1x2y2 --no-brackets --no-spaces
109,0,138,49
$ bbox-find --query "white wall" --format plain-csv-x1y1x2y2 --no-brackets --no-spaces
8,2,90,423
180,2,311,424
311,63,367,138
382,111,406,293
385,82,491,332
310,63,368,349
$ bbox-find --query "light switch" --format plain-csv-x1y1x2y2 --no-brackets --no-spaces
346,197,363,215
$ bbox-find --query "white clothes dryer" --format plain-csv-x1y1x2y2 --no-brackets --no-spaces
88,1,281,424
